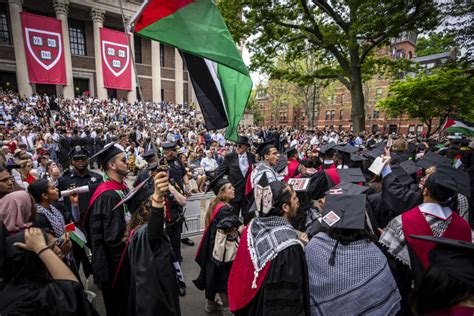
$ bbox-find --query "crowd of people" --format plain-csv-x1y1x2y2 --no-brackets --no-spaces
0,89,472,316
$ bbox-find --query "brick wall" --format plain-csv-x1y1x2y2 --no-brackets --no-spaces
161,80,175,103
141,37,151,65
0,45,14,61
140,77,152,101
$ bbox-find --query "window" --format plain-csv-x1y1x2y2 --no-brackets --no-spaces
0,5,10,45
416,125,424,136
339,109,344,120
69,19,86,56
350,125,353,132
160,43,165,67
160,88,164,102
376,88,383,99
330,110,335,120
134,36,142,64
340,94,344,104
408,125,415,134
373,110,380,118
325,110,330,121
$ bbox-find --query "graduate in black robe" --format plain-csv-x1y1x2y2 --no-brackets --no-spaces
228,178,309,316
194,174,242,313
125,171,181,316
0,228,98,316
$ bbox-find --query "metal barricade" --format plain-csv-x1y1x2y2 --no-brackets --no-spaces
182,192,215,237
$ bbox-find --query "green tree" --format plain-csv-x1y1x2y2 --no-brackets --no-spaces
218,0,440,132
378,66,474,137
416,33,457,57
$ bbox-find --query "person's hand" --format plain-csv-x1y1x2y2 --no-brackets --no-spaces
296,231,309,246
59,232,72,257
152,171,169,201
14,227,48,254
69,192,79,205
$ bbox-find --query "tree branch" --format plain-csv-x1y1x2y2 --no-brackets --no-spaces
313,0,349,32
360,35,387,64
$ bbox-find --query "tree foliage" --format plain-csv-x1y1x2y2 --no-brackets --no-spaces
416,33,457,57
218,0,440,132
377,65,474,137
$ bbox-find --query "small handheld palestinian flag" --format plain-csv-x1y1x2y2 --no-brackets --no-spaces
65,222,87,248
132,0,252,141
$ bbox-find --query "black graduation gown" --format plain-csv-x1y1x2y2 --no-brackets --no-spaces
126,212,181,316
194,205,241,300
0,279,99,316
235,245,310,316
87,190,126,285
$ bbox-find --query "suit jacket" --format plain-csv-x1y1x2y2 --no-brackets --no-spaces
216,151,255,203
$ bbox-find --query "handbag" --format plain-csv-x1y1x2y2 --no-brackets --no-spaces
212,229,240,263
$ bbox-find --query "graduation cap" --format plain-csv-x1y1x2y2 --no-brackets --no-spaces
112,176,152,211
390,165,415,186
350,153,368,162
142,148,157,160
426,164,470,198
285,145,297,156
256,139,276,157
274,155,288,173
91,142,123,168
321,193,366,230
300,172,330,200
416,151,451,169
399,160,421,175
334,144,358,154
328,181,369,195
161,142,177,151
206,172,230,195
363,141,386,159
337,168,365,183
409,235,474,287
318,141,337,155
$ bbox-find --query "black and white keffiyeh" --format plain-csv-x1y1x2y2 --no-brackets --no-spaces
248,216,303,288
36,203,65,238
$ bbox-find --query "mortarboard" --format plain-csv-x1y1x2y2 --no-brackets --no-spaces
399,160,421,175
113,176,152,211
321,193,366,230
142,148,156,160
299,172,330,200
161,142,177,151
69,145,89,159
350,153,368,162
337,168,365,183
409,235,474,287
256,139,276,157
318,141,337,155
426,164,470,198
206,172,230,195
91,142,123,167
285,145,297,156
334,144,358,154
416,151,451,169
362,141,386,159
328,181,369,195
274,155,288,173
390,165,415,186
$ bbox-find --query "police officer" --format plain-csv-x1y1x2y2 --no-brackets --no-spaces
57,146,102,224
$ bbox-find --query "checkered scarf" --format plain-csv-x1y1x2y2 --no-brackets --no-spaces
248,216,303,288
36,203,65,238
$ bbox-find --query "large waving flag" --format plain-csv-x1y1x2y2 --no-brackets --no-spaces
132,0,252,141
442,118,474,136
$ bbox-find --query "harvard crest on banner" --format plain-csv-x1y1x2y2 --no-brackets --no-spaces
100,28,132,90
21,12,67,85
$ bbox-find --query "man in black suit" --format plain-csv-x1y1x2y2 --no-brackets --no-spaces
216,136,255,217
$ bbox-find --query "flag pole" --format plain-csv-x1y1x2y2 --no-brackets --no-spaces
119,0,161,166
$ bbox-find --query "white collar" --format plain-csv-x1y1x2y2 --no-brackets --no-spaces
419,203,452,220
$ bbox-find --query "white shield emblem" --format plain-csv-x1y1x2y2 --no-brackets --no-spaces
102,40,130,77
24,28,63,70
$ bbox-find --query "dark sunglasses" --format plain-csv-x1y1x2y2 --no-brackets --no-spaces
72,156,87,161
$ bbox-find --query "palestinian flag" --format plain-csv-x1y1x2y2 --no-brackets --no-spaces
442,118,474,136
132,0,252,141
65,222,87,248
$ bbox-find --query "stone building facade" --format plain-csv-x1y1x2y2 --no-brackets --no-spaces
0,0,196,104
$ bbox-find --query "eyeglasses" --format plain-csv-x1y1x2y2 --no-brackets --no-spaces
72,157,87,161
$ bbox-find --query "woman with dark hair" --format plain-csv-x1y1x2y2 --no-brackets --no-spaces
0,227,99,315
194,174,242,314
306,193,401,315
28,179,67,239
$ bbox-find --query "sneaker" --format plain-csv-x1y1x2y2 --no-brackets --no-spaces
205,300,224,313
221,307,233,316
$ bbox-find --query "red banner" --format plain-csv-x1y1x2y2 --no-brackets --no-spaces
100,28,131,90
21,12,66,85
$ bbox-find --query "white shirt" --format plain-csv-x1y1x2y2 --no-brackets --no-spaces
239,153,249,177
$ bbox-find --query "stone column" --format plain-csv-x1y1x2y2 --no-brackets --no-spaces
124,16,137,103
8,0,33,97
151,41,162,102
90,7,107,100
53,0,74,99
174,48,184,104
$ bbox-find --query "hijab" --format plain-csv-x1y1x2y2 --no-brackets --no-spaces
0,191,33,233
